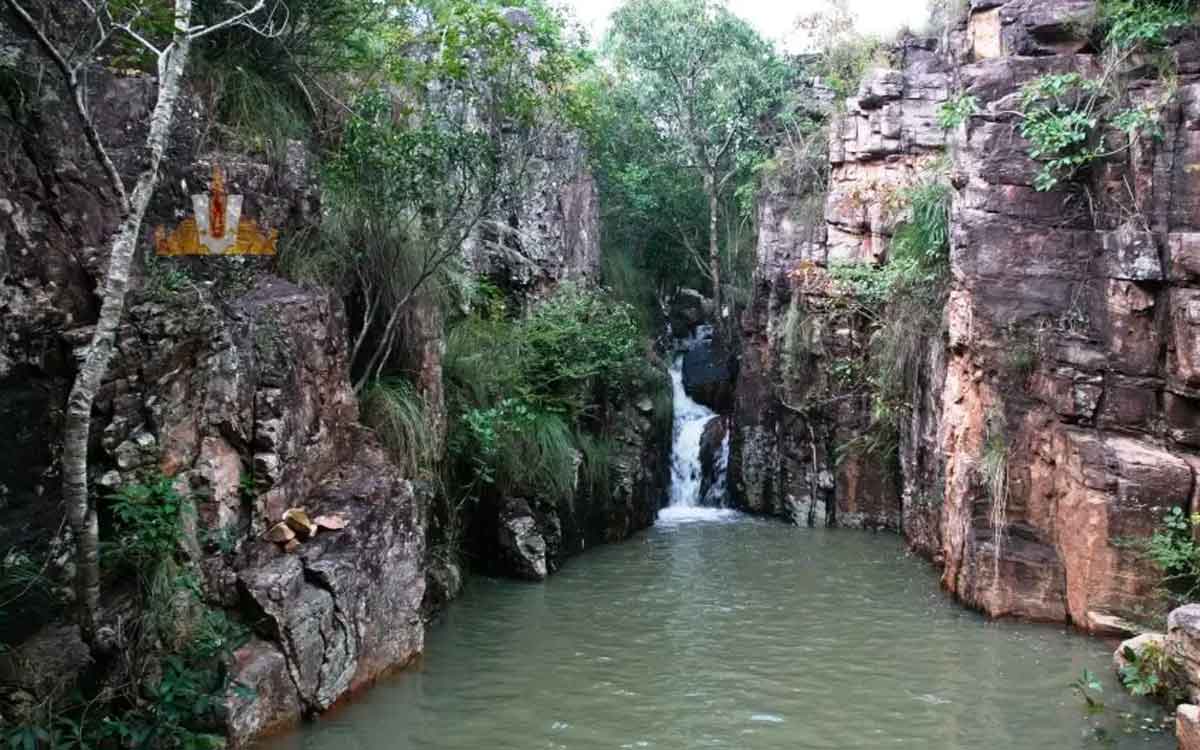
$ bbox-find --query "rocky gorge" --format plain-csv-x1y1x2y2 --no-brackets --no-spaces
4,0,1200,747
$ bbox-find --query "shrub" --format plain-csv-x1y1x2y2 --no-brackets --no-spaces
828,172,951,460
1144,507,1200,602
1100,0,1196,50
5,478,251,750
1119,640,1184,704
104,476,187,574
517,285,643,417
444,284,650,504
938,93,979,130
1017,69,1168,192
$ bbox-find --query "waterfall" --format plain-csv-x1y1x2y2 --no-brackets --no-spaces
660,326,736,524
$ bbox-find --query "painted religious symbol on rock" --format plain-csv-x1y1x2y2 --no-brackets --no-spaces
154,165,278,256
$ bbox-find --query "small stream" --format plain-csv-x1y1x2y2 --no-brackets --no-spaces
261,329,1173,750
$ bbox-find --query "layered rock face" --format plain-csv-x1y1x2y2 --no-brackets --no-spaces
107,280,428,745
731,40,947,531
735,1,1200,630
938,2,1200,626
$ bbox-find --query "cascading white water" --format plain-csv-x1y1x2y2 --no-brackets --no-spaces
660,327,737,524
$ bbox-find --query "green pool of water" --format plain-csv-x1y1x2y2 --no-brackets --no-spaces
261,513,1173,750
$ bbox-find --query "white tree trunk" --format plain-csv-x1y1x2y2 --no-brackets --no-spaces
62,0,194,644
705,170,722,326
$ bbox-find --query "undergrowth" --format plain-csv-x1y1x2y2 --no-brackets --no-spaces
830,171,952,460
5,477,250,750
444,284,652,507
361,379,438,480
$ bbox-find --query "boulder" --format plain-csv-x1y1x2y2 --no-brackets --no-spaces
682,336,735,412
669,288,713,336
1112,632,1166,676
496,498,549,581
1170,605,1200,704
1180,705,1200,750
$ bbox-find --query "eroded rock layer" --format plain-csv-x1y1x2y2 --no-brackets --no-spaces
733,1,1200,630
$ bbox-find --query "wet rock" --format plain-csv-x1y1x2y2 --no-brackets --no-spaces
1087,611,1139,638
1179,704,1200,750
496,498,548,581
682,336,734,413
423,557,465,617
226,641,303,744
698,416,728,506
669,288,713,336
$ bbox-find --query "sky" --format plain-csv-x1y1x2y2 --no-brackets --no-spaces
561,0,931,51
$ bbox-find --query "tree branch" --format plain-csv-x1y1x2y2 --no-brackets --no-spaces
4,0,129,210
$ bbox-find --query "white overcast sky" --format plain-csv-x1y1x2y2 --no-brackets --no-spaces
561,0,931,50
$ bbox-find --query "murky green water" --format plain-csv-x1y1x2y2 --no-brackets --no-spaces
262,513,1173,750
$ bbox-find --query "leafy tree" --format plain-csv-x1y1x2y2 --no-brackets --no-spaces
607,0,788,316
794,0,885,98
285,0,590,390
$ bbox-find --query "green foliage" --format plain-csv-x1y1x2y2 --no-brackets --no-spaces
1018,71,1167,191
796,0,886,98
518,286,643,416
361,378,438,479
829,173,951,458
1119,641,1182,703
142,255,192,300
104,476,186,573
938,93,979,129
1144,507,1200,602
1018,73,1106,191
982,409,1009,555
604,0,789,301
7,478,250,749
191,0,380,147
445,284,650,503
1100,0,1196,50
1071,669,1106,713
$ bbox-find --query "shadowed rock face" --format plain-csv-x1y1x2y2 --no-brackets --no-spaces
734,1,1200,629
682,336,735,413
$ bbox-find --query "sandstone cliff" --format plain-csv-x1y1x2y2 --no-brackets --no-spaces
733,0,1200,633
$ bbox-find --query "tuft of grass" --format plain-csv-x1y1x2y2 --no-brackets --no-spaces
361,378,438,479
575,430,616,500
495,408,579,502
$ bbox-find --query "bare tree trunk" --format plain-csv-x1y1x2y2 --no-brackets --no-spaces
704,170,722,331
61,0,194,645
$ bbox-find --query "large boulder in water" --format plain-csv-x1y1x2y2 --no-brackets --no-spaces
682,336,735,412
669,288,714,337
